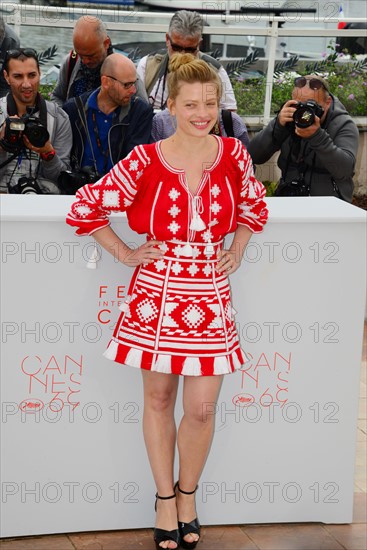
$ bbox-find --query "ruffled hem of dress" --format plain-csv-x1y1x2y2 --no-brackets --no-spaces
103,340,250,376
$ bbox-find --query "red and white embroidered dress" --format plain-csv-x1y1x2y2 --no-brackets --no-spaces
67,136,268,376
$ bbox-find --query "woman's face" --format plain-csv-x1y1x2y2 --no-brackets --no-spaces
168,81,219,137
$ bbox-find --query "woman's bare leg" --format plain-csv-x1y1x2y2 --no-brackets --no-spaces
141,370,180,549
177,375,223,544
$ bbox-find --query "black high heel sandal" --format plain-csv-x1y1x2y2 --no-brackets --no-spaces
175,482,201,550
154,492,180,550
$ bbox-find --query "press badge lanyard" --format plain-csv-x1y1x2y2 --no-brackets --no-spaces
7,148,40,183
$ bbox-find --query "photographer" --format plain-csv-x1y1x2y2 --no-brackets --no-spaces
0,48,72,194
61,53,153,193
51,16,148,107
247,74,359,202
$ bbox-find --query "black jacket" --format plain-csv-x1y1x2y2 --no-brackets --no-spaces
248,96,359,202
62,90,153,172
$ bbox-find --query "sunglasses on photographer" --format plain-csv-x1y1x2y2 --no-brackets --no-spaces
294,76,328,91
6,48,38,61
167,36,199,54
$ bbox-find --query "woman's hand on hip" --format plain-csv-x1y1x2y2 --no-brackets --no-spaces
122,240,164,268
216,249,241,275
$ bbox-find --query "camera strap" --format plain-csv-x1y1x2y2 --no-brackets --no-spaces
0,149,20,170
75,95,99,175
91,110,109,174
286,138,310,179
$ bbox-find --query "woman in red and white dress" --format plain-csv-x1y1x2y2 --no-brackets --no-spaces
67,53,268,550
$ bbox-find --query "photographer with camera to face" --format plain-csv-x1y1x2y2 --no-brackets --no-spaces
0,48,72,194
247,74,359,202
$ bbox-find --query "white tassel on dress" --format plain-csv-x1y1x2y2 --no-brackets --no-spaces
213,356,231,375
190,214,206,231
189,196,206,231
103,340,119,360
182,356,202,376
204,243,215,256
119,295,131,312
152,354,172,374
86,243,99,269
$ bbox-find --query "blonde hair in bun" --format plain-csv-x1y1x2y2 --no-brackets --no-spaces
167,53,222,103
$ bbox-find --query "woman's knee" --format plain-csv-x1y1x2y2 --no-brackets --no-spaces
142,371,178,413
185,401,217,425
144,386,177,413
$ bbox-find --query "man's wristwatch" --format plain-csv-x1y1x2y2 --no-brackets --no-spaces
40,149,56,162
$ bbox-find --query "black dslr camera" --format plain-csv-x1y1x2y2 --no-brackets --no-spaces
275,176,310,197
293,100,324,128
58,166,100,194
0,108,49,153
8,176,42,195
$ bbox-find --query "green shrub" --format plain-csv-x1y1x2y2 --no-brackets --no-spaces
39,84,54,100
231,43,367,117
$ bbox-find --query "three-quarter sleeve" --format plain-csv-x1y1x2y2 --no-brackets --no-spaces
66,145,151,236
231,139,268,233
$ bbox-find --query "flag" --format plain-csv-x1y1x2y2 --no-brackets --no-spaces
338,5,347,29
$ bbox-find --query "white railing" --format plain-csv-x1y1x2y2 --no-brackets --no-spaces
3,3,367,125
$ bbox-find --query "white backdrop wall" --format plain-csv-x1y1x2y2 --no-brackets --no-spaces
1,196,366,537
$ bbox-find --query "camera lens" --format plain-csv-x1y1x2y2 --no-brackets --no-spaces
24,121,49,148
293,106,315,128
17,177,42,194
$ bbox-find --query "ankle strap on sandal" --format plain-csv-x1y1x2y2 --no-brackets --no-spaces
155,492,176,500
175,482,198,495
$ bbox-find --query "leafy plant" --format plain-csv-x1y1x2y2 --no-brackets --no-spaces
225,50,261,78
273,55,299,77
230,42,367,117
39,83,54,100
36,45,58,66
262,180,278,197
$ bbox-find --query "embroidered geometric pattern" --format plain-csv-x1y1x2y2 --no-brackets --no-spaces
102,239,250,375
103,190,120,208
211,201,222,215
188,263,200,277
169,205,180,217
182,304,205,328
74,204,92,218
154,259,167,272
211,183,221,197
169,188,180,201
136,298,158,323
168,221,180,234
66,138,269,374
